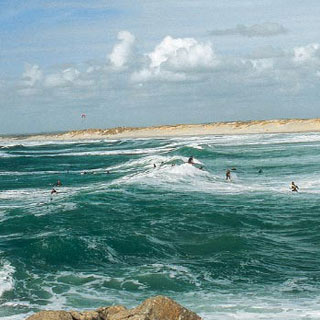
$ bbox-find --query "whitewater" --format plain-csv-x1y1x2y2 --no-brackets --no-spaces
0,132,320,319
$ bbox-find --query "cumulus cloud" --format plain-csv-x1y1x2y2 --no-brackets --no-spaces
293,43,320,62
45,68,81,87
132,35,217,82
149,36,216,69
22,64,42,87
109,31,135,69
12,33,320,116
131,69,188,83
210,22,287,38
250,58,274,72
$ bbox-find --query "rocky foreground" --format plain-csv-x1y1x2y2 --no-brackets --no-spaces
25,296,202,320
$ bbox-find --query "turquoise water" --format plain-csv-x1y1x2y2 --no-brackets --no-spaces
0,133,320,319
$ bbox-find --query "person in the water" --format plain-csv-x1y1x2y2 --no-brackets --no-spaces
55,180,62,187
226,169,231,180
153,164,157,168
258,169,263,174
51,188,57,195
188,156,195,164
291,181,299,192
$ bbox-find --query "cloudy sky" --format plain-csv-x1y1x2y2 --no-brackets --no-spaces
1,0,320,134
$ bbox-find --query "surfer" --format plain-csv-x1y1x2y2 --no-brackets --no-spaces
226,169,231,180
258,169,263,174
81,171,94,175
188,156,195,164
290,181,299,192
55,180,62,187
51,188,57,195
153,164,157,168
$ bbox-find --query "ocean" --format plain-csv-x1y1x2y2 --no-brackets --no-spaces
0,132,320,319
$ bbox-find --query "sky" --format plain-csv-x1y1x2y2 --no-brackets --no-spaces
1,0,320,134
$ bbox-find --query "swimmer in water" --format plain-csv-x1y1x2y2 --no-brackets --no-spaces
258,169,263,174
51,188,57,195
290,181,299,192
188,156,195,164
153,164,157,168
226,169,231,180
55,180,62,187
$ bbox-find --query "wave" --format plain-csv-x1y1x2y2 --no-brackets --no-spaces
0,259,14,297
0,146,175,158
2,132,320,320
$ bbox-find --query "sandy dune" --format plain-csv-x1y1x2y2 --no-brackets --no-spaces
2,118,320,141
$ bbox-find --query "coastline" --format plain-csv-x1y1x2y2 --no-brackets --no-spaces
2,118,320,141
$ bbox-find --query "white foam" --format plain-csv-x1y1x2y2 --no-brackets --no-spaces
179,290,320,320
0,260,15,297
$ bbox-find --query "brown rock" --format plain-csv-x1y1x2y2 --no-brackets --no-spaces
26,310,73,320
96,306,127,319
107,296,201,320
25,296,201,320
70,310,100,320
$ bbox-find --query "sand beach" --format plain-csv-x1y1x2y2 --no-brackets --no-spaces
2,118,320,141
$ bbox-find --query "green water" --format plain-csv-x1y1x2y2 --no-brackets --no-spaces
0,133,320,319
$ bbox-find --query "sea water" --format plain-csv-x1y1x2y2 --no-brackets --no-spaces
0,133,320,319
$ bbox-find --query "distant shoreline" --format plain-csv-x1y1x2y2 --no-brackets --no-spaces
2,118,320,141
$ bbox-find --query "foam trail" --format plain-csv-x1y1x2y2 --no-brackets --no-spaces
0,260,14,297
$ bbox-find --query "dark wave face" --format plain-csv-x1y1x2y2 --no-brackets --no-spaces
1,133,320,319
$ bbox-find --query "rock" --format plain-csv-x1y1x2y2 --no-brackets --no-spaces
25,296,201,320
70,310,100,320
96,306,127,319
26,310,73,320
108,296,201,320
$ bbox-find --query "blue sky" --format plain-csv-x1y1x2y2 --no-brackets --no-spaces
1,0,320,134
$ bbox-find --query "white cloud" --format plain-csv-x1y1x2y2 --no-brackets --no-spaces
131,68,187,82
109,31,135,69
250,58,274,72
12,34,320,116
210,23,287,38
149,36,216,70
132,35,217,82
44,67,80,87
293,43,320,62
22,64,42,87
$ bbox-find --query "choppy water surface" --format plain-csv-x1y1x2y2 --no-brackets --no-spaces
1,133,320,319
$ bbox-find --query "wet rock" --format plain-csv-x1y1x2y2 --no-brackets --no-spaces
109,296,201,320
25,295,201,320
70,310,100,320
26,310,73,320
96,306,127,319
